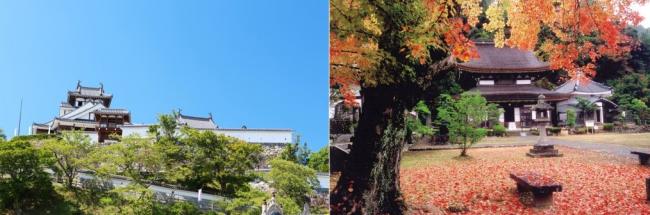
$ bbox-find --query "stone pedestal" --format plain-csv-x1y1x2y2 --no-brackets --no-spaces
526,144,563,157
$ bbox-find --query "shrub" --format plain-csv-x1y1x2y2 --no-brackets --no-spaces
603,123,614,131
566,109,577,128
529,128,539,136
492,124,507,137
547,127,562,136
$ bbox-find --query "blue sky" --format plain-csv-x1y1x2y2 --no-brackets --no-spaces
0,1,328,150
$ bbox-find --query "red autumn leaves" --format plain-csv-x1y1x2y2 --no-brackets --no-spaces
401,147,650,214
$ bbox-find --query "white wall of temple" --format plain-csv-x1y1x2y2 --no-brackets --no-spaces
121,126,150,137
83,131,99,143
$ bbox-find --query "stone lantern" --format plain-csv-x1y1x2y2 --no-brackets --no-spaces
526,94,563,157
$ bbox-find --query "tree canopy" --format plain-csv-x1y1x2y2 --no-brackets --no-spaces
437,92,497,156
308,146,330,173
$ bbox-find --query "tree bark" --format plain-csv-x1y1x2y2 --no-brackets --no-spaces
331,86,408,214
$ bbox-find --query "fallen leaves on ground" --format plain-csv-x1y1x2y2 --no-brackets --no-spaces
401,147,650,214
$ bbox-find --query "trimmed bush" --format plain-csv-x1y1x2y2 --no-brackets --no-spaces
547,127,562,136
603,123,614,131
492,124,507,137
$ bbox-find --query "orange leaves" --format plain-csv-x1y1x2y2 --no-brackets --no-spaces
444,19,478,62
407,40,428,65
401,147,650,214
487,0,646,80
330,33,366,106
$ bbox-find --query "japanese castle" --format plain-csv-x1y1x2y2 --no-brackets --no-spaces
32,82,293,144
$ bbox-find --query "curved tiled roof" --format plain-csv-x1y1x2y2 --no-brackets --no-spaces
470,85,570,102
177,113,217,130
554,79,612,95
458,42,549,73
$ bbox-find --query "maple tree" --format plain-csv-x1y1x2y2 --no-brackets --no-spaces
330,0,645,214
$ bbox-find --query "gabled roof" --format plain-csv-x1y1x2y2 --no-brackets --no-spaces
176,113,217,130
67,82,113,106
561,96,618,108
60,103,106,120
457,42,550,74
553,79,612,95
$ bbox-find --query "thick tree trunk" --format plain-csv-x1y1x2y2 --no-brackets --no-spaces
331,86,408,214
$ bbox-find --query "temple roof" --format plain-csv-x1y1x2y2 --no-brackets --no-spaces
457,42,550,74
470,85,570,102
554,79,612,95
177,113,217,130
560,96,618,108
60,103,107,120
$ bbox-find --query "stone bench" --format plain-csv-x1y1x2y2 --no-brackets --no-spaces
510,172,562,207
631,151,650,165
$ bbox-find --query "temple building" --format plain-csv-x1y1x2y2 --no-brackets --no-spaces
460,41,617,130
31,82,131,142
554,78,618,126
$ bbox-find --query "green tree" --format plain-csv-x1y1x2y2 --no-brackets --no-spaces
157,111,179,141
267,159,317,207
0,129,5,142
0,141,53,212
436,93,495,157
154,201,201,215
627,98,650,125
166,128,262,197
566,109,577,129
274,195,301,215
97,184,155,214
175,128,228,191
296,142,311,166
43,131,93,189
278,142,299,164
576,97,598,123
90,134,165,185
406,101,435,144
220,140,263,195
224,187,269,215
307,146,329,173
